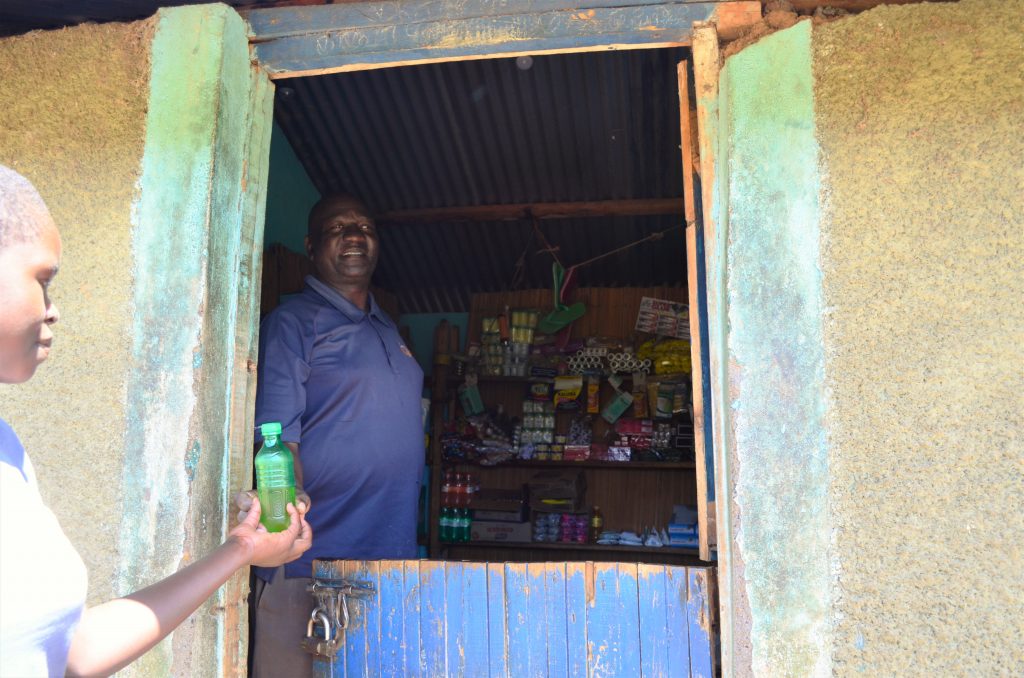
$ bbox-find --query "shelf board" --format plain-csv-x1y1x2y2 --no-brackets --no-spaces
443,372,691,385
446,459,695,470
443,540,699,556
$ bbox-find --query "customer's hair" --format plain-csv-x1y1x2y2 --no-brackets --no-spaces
0,165,47,249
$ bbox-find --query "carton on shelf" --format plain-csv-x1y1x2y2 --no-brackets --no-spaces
470,520,532,543
469,487,526,513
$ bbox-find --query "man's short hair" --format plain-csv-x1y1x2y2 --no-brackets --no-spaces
0,165,47,249
307,195,372,245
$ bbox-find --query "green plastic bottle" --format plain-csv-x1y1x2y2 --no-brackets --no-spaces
254,421,296,533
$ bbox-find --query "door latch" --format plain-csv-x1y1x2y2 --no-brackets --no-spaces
301,576,375,658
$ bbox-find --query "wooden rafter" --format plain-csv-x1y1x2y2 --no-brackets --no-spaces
377,198,685,224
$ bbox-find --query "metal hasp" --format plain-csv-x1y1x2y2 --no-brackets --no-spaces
301,576,376,658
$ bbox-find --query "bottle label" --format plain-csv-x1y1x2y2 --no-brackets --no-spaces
265,488,288,519
258,468,292,484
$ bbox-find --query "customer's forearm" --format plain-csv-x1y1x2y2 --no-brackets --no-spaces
65,537,252,677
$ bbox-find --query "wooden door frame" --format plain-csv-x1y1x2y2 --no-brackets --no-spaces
240,2,756,674
242,1,760,79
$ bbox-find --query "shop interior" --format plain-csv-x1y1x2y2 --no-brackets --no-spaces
259,46,711,568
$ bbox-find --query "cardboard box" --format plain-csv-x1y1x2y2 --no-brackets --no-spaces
527,470,586,499
472,506,527,522
469,487,526,513
530,496,584,513
470,520,532,543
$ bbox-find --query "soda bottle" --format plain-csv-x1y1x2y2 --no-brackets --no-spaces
441,471,454,507
454,473,467,508
458,508,471,542
439,507,451,542
254,422,296,532
449,508,459,542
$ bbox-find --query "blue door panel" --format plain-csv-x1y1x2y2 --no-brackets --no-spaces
311,560,716,677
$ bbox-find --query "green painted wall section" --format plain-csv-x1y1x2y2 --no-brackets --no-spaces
812,0,1024,674
399,312,469,377
717,20,830,677
0,20,152,606
120,5,273,675
263,121,320,254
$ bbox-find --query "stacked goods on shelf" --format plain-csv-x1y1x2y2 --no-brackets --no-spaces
516,400,555,447
477,309,540,377
667,505,699,549
480,316,502,376
432,288,702,559
533,512,589,543
468,487,530,543
438,471,478,543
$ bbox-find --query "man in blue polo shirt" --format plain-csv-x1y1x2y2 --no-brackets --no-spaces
248,195,424,677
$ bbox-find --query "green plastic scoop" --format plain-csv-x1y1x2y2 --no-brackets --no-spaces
538,262,586,334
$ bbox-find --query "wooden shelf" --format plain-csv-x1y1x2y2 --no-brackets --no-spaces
444,372,691,385
443,540,699,557
445,459,695,471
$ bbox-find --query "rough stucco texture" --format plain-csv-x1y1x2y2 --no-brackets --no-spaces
814,0,1024,674
0,21,152,604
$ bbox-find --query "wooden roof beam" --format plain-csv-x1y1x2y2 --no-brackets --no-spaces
378,198,685,224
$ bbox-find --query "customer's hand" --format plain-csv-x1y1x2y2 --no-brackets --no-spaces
229,497,312,567
234,488,311,523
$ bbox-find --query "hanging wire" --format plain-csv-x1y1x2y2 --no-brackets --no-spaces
531,213,564,269
506,225,535,292
570,223,682,270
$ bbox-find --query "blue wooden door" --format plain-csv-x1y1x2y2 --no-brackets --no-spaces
309,559,716,677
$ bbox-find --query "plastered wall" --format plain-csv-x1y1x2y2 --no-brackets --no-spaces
814,0,1023,673
0,20,152,605
715,21,830,676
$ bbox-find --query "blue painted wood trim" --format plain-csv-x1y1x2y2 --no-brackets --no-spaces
247,0,719,38
310,560,716,675
378,562,406,676
564,562,589,678
485,563,509,677
687,567,715,678
693,179,716,507
419,561,447,676
638,564,670,677
244,1,724,77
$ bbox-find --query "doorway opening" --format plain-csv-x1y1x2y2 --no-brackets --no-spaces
253,44,720,675
259,45,711,561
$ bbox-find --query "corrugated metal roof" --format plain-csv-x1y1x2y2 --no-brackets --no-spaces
374,215,687,313
276,48,691,313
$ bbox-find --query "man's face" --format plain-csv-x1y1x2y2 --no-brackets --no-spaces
306,198,379,291
0,218,61,384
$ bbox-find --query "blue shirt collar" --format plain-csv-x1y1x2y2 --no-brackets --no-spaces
304,275,391,326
